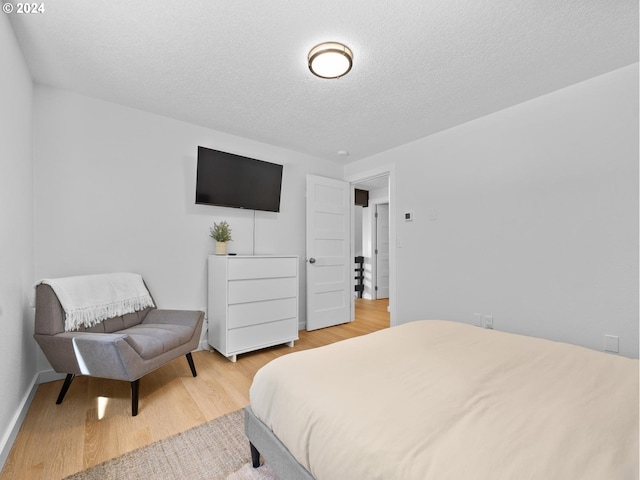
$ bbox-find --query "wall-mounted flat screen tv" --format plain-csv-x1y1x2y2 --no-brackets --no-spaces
195,146,283,212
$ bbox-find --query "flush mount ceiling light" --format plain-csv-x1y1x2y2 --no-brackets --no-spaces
308,42,353,79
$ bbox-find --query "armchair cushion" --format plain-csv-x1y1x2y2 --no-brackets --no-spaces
122,324,196,359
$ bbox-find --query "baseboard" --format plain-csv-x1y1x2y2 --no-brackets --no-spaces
37,369,66,384
198,339,211,351
0,374,38,473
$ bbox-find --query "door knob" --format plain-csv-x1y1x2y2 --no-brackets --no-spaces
309,258,316,264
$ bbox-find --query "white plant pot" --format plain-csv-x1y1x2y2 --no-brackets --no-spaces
215,241,228,255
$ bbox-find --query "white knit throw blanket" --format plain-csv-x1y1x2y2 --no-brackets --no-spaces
39,273,155,332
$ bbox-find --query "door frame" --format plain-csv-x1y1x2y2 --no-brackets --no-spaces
374,202,390,300
346,164,397,326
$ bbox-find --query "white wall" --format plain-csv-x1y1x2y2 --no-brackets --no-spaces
33,86,342,355
0,14,36,466
345,64,639,358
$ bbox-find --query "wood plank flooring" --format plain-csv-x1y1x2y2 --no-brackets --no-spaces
0,299,389,480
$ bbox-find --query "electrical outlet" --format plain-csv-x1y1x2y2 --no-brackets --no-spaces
604,335,619,353
482,315,494,329
473,313,483,327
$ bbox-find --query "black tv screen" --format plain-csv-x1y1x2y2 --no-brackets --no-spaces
195,146,283,212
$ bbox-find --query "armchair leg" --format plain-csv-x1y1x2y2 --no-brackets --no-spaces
56,374,75,405
186,352,197,377
250,442,261,468
131,379,140,416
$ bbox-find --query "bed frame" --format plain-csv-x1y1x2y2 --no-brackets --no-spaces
244,406,315,480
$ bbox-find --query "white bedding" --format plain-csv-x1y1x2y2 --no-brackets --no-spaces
250,320,639,479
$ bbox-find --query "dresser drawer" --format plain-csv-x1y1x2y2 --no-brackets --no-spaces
228,277,297,304
228,257,297,280
228,297,297,329
228,318,298,353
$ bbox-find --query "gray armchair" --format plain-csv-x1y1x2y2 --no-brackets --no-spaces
34,282,204,416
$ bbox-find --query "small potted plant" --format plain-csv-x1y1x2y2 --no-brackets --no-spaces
209,221,232,255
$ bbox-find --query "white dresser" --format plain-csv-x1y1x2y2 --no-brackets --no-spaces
207,255,299,362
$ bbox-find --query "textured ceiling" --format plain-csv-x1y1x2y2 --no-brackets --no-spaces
8,0,638,163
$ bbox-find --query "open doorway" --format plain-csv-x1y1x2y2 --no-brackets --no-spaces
352,175,391,327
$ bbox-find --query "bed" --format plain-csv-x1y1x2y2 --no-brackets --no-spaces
245,320,639,479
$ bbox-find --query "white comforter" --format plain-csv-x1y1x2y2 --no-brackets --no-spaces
250,320,639,479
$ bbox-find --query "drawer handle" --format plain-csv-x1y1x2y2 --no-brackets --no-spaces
308,258,316,264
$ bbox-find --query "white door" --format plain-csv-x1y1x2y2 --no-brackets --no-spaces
306,175,351,331
375,203,390,299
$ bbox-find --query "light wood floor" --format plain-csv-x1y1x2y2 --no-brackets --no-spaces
1,299,389,480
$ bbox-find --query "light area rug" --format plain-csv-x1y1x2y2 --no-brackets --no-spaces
64,409,277,480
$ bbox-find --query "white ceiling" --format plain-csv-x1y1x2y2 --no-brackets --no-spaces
8,0,638,163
